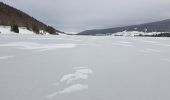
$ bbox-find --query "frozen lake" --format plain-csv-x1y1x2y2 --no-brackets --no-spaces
0,35,170,100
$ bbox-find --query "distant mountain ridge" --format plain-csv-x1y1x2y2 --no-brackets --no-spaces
78,19,170,35
0,2,62,34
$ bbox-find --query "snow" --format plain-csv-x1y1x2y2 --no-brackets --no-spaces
58,84,88,94
112,43,134,47
46,67,92,98
65,32,78,35
0,35,170,100
0,26,167,37
0,26,35,34
113,31,161,36
0,56,13,60
140,48,161,53
46,84,88,98
0,26,56,35
60,67,93,84
0,42,76,51
161,58,170,62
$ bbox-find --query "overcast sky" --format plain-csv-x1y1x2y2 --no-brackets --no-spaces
2,0,170,32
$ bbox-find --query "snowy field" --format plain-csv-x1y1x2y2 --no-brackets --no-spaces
0,34,170,100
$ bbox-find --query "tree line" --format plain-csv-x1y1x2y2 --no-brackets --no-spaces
10,23,56,34
0,2,60,34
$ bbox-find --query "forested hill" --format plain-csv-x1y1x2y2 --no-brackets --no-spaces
78,19,170,35
0,2,62,34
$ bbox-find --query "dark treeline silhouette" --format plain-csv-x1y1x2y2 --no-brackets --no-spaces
138,33,170,37
0,2,62,34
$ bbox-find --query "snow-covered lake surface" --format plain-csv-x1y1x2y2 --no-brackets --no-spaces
0,34,170,100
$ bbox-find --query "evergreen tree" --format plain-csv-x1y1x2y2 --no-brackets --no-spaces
32,25,39,34
11,24,19,33
46,26,56,34
25,22,30,30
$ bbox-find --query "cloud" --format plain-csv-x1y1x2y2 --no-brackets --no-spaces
2,0,170,32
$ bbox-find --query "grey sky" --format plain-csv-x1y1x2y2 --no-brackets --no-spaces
2,0,170,32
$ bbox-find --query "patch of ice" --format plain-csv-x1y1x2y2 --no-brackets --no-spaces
0,42,76,51
46,84,88,98
0,56,13,60
60,67,93,84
